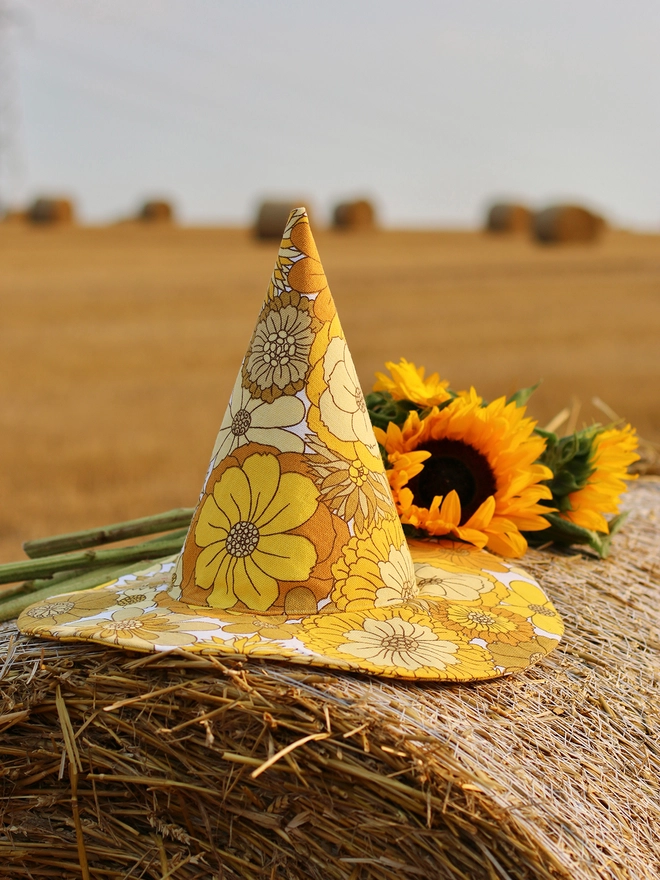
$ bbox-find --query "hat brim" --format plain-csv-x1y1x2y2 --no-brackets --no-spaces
18,540,562,681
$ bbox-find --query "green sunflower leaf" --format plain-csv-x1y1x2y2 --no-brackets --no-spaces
366,391,419,429
401,523,427,539
507,381,541,408
535,425,603,504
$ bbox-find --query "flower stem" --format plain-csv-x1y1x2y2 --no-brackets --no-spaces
0,529,187,586
22,508,194,559
0,557,174,622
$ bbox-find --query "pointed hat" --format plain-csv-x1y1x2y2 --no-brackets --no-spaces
18,209,563,680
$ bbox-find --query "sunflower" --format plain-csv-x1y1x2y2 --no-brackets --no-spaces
560,424,639,533
374,390,553,557
373,358,451,407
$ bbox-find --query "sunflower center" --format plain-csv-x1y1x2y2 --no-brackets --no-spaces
231,409,252,436
408,439,496,524
226,521,260,557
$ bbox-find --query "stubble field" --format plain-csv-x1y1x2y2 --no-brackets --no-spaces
1,223,659,563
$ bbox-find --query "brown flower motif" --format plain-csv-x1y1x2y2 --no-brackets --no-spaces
242,290,321,402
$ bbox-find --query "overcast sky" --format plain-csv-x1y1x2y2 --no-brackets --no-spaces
3,0,660,227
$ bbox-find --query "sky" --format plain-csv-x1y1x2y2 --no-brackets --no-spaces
2,0,660,227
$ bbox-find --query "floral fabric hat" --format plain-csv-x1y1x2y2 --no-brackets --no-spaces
18,209,563,680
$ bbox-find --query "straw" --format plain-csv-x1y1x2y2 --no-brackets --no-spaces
1,477,659,879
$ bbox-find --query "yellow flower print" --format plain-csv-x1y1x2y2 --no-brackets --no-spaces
186,633,300,660
72,608,217,648
488,635,560,673
267,207,307,300
194,451,319,611
218,612,302,641
285,212,332,317
318,337,380,455
413,564,505,603
305,438,393,533
432,603,534,646
212,371,305,463
331,517,417,612
501,580,564,636
243,290,321,403
22,586,128,625
407,539,511,574
298,607,495,680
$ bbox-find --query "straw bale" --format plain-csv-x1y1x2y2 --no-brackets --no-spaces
333,200,377,231
485,203,533,234
139,200,175,224
1,210,28,225
533,205,605,244
27,198,75,225
255,201,313,239
1,478,659,879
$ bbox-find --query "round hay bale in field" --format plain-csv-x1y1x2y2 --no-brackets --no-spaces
485,202,533,234
255,200,313,239
533,205,605,244
1,478,659,880
138,200,175,223
27,197,75,225
333,199,377,231
1,210,27,224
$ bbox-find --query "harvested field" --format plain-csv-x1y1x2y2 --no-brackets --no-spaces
0,224,659,562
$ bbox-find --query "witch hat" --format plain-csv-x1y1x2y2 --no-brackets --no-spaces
19,209,562,680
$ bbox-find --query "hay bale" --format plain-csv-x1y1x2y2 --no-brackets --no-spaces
333,199,377,231
255,201,312,239
1,210,28,225
533,205,605,244
27,197,75,225
485,203,533,234
2,478,659,879
138,200,175,224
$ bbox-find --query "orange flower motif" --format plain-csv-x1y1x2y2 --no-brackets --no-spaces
431,603,535,646
375,391,554,557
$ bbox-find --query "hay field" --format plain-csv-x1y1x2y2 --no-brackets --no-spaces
1,224,659,563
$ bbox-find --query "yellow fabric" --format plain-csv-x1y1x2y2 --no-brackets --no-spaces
18,209,563,681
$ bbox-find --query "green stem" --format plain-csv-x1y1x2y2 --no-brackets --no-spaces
0,568,77,602
0,531,186,586
0,557,174,622
22,507,194,559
